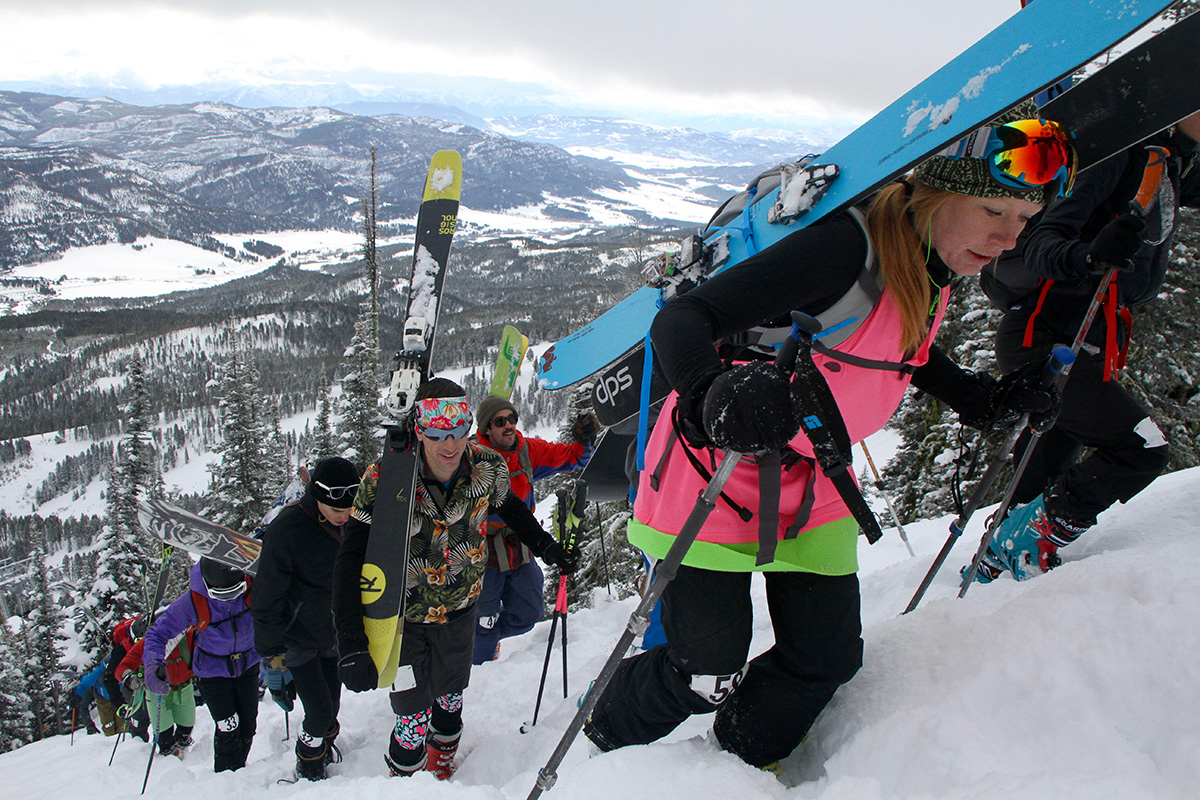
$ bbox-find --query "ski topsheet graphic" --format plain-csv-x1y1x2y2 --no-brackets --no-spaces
362,150,461,688
489,324,530,399
533,0,1175,393
137,497,262,575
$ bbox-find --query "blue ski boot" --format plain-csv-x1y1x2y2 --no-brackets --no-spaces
966,494,1064,583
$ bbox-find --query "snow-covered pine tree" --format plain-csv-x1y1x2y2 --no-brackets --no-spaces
207,330,285,531
311,372,338,462
83,353,160,659
337,308,382,471
22,526,67,741
0,620,34,750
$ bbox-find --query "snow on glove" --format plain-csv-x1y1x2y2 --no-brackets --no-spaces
702,361,800,453
143,662,170,695
338,647,379,693
1085,212,1146,273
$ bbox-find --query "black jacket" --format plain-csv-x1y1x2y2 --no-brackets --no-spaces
251,493,345,656
994,128,1200,344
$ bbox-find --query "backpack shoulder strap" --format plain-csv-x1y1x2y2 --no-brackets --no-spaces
190,591,210,633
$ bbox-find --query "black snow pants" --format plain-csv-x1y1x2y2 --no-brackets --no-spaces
195,669,259,771
584,564,862,768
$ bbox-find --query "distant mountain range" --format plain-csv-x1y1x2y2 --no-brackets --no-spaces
0,90,837,268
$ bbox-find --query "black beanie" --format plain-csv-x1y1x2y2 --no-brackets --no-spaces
308,457,361,508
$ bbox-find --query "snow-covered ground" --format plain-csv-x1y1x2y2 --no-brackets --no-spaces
7,464,1198,799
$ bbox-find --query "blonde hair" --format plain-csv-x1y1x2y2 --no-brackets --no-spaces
865,179,955,354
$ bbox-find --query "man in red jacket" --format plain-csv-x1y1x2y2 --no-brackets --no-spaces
471,396,597,664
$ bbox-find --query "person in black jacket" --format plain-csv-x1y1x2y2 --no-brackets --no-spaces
971,111,1200,583
252,456,361,781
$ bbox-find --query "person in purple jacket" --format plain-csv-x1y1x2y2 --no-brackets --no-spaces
144,558,260,772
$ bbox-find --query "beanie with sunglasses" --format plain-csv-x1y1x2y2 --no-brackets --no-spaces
476,396,518,435
309,456,362,509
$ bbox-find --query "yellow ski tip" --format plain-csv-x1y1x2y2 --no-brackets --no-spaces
424,150,462,202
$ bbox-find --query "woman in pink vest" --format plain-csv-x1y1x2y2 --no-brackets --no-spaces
584,110,1075,770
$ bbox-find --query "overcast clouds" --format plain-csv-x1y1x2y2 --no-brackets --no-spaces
1,1,1021,128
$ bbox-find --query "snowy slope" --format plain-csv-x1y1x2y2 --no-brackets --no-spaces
6,467,1199,800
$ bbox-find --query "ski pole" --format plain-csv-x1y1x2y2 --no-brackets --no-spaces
285,711,290,741
859,441,915,557
903,344,1074,612
561,480,586,698
526,490,572,731
526,448,742,800
109,704,130,766
140,693,163,795
71,708,76,746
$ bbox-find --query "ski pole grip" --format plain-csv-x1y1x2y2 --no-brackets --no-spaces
1043,344,1075,384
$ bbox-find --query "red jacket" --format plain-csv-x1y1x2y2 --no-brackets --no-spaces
115,633,194,689
475,430,591,570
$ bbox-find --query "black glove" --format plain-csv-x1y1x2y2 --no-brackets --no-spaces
540,540,578,574
675,379,717,449
338,646,379,693
957,360,1060,432
1085,213,1146,273
572,411,600,445
991,360,1061,433
701,361,799,452
120,673,142,702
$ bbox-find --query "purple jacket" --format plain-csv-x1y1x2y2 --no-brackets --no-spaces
144,563,260,679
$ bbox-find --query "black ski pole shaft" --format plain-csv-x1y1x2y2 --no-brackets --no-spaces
109,708,128,766
140,694,162,795
530,604,562,729
859,440,915,557
904,344,1074,612
526,449,743,800
560,602,568,699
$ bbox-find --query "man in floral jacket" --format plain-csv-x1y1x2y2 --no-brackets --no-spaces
332,377,575,780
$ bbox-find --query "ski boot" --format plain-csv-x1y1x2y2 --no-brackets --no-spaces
295,731,328,781
425,727,461,780
965,494,1074,583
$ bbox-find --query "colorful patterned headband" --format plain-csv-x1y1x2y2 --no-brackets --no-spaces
415,395,473,432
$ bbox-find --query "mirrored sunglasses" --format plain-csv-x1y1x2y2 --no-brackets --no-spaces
419,422,472,441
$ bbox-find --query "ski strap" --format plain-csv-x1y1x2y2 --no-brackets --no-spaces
786,314,883,544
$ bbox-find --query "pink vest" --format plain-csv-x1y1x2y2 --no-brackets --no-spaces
634,282,951,545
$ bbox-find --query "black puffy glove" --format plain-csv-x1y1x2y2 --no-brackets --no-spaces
572,411,600,445
675,380,717,449
991,360,1062,433
1085,213,1146,273
956,360,1060,432
338,647,379,693
701,361,799,452
540,540,578,574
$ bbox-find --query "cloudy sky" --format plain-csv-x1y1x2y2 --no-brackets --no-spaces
1,1,1028,129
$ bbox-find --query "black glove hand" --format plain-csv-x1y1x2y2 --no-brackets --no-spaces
990,359,1061,433
338,648,379,693
572,411,600,445
541,540,578,573
120,673,142,702
675,379,716,450
701,361,799,452
1085,213,1146,273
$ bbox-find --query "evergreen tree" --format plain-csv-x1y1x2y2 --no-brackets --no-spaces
23,527,66,740
339,308,383,470
207,330,285,531
362,146,381,352
0,620,34,750
83,353,160,659
311,373,338,462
